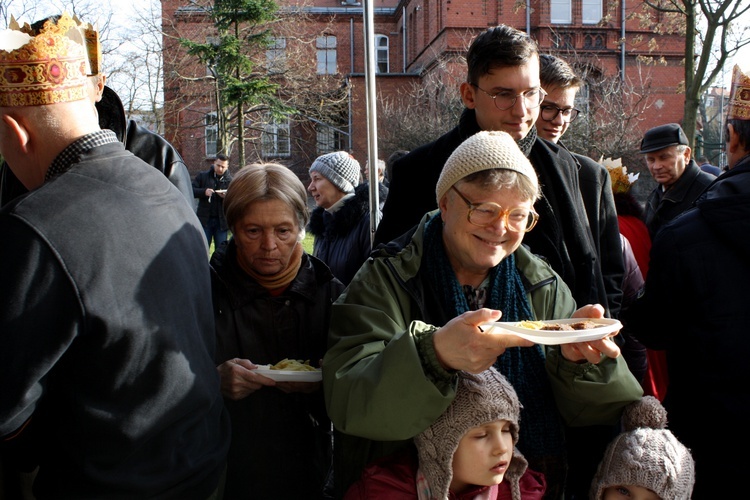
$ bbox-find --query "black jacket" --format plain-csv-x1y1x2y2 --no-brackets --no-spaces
210,241,344,498
308,183,383,285
644,159,716,238
622,156,750,498
192,168,232,230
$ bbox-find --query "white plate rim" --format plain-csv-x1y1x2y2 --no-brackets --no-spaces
481,318,622,345
253,367,322,382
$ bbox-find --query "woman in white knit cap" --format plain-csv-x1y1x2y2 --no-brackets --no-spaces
323,130,642,499
344,367,546,499
307,150,383,285
590,396,695,500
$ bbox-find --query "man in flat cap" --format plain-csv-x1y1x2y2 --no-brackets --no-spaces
639,122,716,237
623,63,750,499
0,14,229,498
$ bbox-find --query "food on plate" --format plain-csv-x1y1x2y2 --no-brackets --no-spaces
270,358,319,372
541,320,598,331
516,320,599,331
518,320,545,330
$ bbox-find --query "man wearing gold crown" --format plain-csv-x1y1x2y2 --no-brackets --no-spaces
622,63,750,499
0,14,229,499
0,14,195,210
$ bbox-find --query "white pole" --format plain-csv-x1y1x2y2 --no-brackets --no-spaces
363,0,380,249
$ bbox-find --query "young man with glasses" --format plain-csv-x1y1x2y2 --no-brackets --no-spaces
538,53,630,500
376,25,619,322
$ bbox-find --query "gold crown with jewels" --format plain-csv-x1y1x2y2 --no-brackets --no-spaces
727,64,750,121
0,13,100,107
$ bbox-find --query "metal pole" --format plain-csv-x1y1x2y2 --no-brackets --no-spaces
363,0,380,249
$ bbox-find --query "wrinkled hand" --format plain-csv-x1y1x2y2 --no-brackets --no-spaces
433,309,534,374
559,304,621,363
217,358,275,400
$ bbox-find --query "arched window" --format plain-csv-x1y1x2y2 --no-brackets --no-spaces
376,35,389,73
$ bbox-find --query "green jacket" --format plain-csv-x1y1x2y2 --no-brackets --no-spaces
323,212,642,496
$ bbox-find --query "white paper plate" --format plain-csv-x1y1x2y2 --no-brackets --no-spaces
481,318,622,345
254,367,322,382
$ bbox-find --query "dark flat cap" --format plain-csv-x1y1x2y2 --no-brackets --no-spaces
640,123,689,153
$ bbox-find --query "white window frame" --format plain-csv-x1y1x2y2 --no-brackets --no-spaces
266,37,286,74
550,0,572,24
317,35,337,75
316,124,338,154
262,116,291,158
582,0,603,24
376,34,389,73
205,112,218,158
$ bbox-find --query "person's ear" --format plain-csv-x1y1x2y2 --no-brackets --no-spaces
460,81,477,109
727,124,740,154
95,74,106,102
2,113,29,153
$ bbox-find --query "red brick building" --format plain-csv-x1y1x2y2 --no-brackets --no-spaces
161,0,686,182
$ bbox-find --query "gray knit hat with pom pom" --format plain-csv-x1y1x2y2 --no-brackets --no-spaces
590,396,695,500
435,130,538,203
414,368,528,500
309,151,361,193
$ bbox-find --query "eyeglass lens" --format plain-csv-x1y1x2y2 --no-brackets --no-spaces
470,204,536,232
541,105,579,122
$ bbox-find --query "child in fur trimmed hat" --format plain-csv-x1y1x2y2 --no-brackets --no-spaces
344,368,546,499
590,396,695,500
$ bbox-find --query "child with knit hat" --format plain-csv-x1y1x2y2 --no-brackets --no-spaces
344,367,546,499
590,396,695,500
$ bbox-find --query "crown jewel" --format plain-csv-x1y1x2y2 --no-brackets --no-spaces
727,64,750,121
0,13,100,107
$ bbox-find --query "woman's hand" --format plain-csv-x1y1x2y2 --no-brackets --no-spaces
216,358,276,400
560,304,621,363
433,308,534,373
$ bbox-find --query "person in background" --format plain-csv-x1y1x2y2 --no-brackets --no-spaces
0,15,229,498
622,64,750,499
374,25,614,329
697,155,722,176
324,130,642,499
607,163,667,402
639,123,716,238
193,153,232,250
0,14,194,209
307,151,379,285
533,52,627,499
590,396,695,500
344,368,546,499
211,163,344,499
361,158,389,209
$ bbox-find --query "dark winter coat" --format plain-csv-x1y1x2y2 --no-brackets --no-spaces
623,155,750,499
644,159,715,238
210,241,344,499
308,182,383,285
192,167,232,231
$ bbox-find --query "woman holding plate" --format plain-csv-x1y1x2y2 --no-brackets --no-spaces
323,131,643,499
211,163,344,499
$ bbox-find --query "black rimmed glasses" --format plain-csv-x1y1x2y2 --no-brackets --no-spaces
471,84,547,111
540,104,581,123
451,185,539,232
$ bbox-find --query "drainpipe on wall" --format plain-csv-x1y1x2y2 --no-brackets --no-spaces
350,18,355,73
526,0,530,35
402,6,407,73
620,0,626,82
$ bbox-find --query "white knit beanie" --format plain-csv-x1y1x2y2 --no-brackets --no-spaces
309,151,361,193
590,396,695,500
435,130,538,203
414,368,528,500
